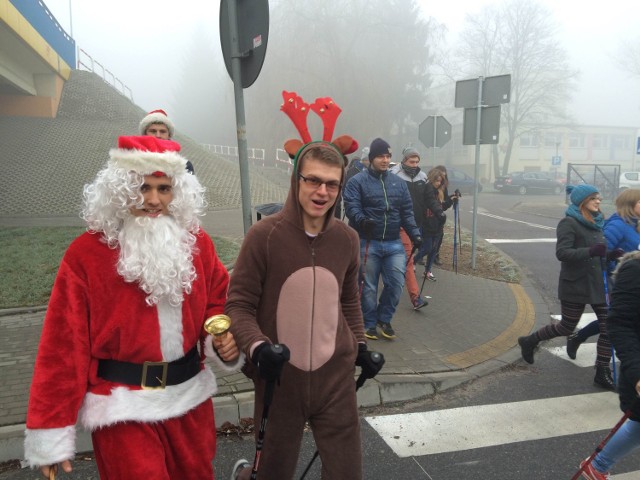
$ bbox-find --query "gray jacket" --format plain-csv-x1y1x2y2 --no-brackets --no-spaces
556,216,606,304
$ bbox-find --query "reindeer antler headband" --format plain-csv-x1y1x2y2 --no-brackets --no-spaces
280,91,358,168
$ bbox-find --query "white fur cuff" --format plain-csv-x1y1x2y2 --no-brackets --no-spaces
204,336,245,372
24,426,76,468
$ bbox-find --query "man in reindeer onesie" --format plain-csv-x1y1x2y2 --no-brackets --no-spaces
226,92,384,480
24,135,241,479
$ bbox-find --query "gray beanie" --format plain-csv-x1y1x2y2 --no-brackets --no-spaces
402,147,420,162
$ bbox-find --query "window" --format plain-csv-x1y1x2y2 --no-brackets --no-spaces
569,134,585,148
591,134,608,149
544,133,561,147
520,134,539,148
612,135,630,149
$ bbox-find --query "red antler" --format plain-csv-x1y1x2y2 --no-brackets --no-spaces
280,91,312,143
310,97,341,142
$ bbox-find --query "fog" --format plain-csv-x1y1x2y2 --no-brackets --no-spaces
46,0,639,142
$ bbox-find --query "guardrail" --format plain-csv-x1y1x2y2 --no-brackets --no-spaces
76,48,133,102
201,145,267,166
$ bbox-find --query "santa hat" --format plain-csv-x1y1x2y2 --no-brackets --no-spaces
109,136,187,177
139,109,175,137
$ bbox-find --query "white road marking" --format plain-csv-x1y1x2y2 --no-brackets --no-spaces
486,238,557,244
365,392,621,457
478,211,557,230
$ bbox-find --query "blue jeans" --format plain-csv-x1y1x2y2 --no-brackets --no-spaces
593,418,640,473
360,239,406,329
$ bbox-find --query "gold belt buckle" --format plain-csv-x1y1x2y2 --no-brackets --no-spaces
141,361,168,390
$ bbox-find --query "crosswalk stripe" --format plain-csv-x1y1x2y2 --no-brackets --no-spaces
544,343,615,368
486,238,557,244
365,392,620,457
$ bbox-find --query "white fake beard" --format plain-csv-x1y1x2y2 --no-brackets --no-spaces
117,215,196,306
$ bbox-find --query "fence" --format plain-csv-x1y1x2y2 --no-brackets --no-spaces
566,163,620,202
76,48,133,101
201,145,272,167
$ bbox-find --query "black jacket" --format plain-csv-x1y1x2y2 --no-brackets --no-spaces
606,255,640,418
422,183,453,235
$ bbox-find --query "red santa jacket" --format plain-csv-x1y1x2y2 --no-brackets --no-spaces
24,230,240,467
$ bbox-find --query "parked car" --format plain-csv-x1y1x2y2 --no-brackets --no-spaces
619,172,640,192
494,171,564,195
447,167,483,195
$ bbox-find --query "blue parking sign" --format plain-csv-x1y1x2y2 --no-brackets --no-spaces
551,155,561,166
637,137,640,154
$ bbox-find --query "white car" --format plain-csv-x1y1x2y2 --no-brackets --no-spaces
619,172,640,191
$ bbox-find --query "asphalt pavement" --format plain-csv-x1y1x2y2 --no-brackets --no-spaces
0,205,551,477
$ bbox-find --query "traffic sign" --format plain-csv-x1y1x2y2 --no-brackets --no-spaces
462,106,501,145
551,156,562,166
219,0,269,88
637,137,640,154
419,115,451,148
455,74,511,108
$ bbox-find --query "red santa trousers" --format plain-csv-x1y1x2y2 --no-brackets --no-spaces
91,399,216,480
400,228,420,303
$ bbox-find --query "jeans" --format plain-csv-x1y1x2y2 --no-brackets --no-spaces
360,239,406,329
593,418,640,473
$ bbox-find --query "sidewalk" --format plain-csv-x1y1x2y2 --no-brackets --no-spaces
0,208,548,463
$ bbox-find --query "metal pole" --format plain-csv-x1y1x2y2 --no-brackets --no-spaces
68,0,73,37
471,77,484,269
432,116,438,164
228,0,253,234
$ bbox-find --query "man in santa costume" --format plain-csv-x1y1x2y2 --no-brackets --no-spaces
24,135,242,479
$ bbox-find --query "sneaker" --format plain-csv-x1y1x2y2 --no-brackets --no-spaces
377,322,396,339
230,459,251,480
413,297,428,310
365,327,378,340
426,271,436,282
580,457,610,480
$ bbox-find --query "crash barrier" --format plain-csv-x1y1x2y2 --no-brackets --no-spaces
201,145,267,167
77,48,133,102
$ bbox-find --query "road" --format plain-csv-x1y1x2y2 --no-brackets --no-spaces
4,191,635,479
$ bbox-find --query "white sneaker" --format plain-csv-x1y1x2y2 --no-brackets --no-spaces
230,459,251,480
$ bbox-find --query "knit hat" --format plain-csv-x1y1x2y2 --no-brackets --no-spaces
139,109,175,138
109,136,187,177
369,138,391,160
402,146,420,162
566,184,599,206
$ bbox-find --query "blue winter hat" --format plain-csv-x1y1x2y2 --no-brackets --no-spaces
566,184,599,206
369,138,392,160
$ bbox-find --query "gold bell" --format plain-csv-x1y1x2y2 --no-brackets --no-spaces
204,314,231,338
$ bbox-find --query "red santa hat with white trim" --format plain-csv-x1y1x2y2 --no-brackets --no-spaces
109,135,187,177
139,109,175,138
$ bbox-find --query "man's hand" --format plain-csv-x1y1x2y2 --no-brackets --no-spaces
412,236,423,250
355,344,385,379
252,343,290,382
360,218,376,240
213,332,239,362
40,461,72,479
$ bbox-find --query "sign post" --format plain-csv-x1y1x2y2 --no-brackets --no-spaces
455,74,511,268
219,0,269,234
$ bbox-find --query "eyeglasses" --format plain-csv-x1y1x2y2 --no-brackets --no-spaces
298,173,341,192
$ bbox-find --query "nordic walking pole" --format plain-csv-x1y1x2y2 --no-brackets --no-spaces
250,344,288,480
406,243,418,270
299,351,385,480
600,258,617,385
453,199,459,274
570,405,634,480
359,239,370,298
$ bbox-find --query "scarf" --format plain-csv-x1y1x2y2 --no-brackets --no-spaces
565,204,604,231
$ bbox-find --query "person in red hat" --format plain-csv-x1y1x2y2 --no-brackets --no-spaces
24,136,241,479
140,109,195,174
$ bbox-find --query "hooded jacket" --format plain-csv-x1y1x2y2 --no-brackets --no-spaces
390,163,428,227
606,252,640,418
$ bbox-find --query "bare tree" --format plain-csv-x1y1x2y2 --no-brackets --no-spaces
613,35,640,77
455,0,579,176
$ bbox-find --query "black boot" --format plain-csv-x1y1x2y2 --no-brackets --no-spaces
594,365,616,391
518,334,539,364
566,332,584,360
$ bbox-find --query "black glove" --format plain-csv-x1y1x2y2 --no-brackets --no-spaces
588,243,606,258
606,248,625,262
412,235,423,250
360,218,376,240
251,343,290,382
355,343,385,379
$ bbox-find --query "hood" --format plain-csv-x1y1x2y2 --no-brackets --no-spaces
613,250,640,281
280,143,344,234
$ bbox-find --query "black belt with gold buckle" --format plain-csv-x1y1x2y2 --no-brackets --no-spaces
97,346,200,390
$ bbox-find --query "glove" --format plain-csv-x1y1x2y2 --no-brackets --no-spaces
355,343,385,379
412,235,423,250
588,243,606,258
360,218,376,240
251,343,290,382
606,248,625,262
